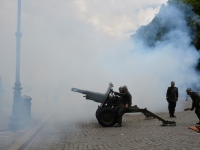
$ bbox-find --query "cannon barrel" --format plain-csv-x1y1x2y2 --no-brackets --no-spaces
71,88,107,103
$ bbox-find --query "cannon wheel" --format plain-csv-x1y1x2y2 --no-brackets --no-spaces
97,107,117,127
95,107,101,119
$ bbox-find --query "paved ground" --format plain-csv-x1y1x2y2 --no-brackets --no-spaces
0,95,27,150
1,98,200,150
19,109,200,149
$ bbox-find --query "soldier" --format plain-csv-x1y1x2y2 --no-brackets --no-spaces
186,88,200,125
113,85,132,127
166,81,178,117
119,86,123,93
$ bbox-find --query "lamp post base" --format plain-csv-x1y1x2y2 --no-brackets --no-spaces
8,116,25,130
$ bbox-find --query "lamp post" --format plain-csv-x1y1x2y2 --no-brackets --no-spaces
9,0,24,130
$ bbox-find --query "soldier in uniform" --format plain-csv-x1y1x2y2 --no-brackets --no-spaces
166,81,178,117
186,88,200,124
119,86,123,93
113,85,132,127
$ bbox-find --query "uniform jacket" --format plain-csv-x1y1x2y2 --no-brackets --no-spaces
114,91,132,109
190,92,200,109
166,86,178,102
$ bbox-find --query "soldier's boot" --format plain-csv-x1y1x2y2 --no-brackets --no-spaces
169,111,175,117
169,112,173,117
171,111,176,117
169,110,172,117
115,123,122,127
170,115,176,117
115,115,122,127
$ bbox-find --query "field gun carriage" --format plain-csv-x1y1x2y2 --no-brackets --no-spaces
72,83,176,127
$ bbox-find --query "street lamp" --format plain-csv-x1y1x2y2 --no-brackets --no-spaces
9,0,24,130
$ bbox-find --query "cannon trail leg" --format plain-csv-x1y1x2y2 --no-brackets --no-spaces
127,105,176,126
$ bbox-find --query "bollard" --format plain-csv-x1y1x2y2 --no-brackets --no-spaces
21,95,32,126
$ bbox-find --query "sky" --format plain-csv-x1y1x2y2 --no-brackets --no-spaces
0,0,199,123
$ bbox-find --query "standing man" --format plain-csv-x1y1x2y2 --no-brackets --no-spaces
114,85,132,127
166,81,178,117
186,88,200,124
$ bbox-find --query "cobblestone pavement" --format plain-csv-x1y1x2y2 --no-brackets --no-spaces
1,99,200,150
23,110,200,150
0,95,25,150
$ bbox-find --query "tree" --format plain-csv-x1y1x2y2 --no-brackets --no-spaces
132,0,200,69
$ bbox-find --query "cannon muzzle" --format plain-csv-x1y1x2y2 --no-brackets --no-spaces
71,88,107,103
71,83,113,103
71,88,89,94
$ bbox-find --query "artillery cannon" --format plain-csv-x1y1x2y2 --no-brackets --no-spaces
71,83,176,127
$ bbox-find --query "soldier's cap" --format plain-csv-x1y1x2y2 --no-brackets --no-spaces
171,81,175,85
122,85,128,90
186,88,192,92
119,86,123,90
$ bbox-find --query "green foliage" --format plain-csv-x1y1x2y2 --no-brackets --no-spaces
132,0,200,69
183,0,200,14
182,0,200,68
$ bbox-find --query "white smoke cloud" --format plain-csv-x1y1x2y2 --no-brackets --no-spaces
73,0,166,37
0,0,199,126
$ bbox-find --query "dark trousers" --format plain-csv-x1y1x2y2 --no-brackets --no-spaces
167,100,176,116
195,107,200,120
114,102,125,124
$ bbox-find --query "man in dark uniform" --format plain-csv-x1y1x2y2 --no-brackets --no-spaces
166,81,178,117
113,85,132,127
186,88,200,124
118,86,123,93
